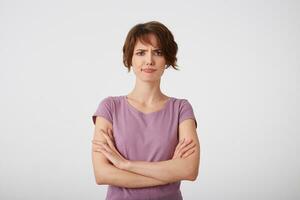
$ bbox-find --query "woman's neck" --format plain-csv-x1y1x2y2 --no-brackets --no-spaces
127,79,168,105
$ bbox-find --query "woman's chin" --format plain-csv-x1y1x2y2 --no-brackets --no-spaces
138,76,160,82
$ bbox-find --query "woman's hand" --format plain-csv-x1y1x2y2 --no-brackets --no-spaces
92,129,129,170
172,138,196,159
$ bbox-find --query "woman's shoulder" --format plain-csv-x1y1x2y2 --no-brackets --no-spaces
99,95,124,104
170,96,191,104
170,96,196,112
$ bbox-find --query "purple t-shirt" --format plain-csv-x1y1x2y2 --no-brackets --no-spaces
92,95,197,200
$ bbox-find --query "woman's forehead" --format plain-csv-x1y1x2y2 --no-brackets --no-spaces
134,34,161,49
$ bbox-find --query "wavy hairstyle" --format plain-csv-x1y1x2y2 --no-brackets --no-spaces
122,21,179,72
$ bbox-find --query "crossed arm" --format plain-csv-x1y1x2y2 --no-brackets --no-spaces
92,116,200,188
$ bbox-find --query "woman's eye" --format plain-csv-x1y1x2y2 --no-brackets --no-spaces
136,51,163,56
136,52,145,56
155,51,163,56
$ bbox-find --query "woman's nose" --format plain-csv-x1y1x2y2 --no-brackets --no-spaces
146,53,154,65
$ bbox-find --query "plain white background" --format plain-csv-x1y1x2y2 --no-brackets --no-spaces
1,0,299,199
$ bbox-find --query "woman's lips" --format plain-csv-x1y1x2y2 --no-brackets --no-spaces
142,69,157,73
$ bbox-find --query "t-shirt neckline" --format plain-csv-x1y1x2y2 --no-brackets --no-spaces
123,95,172,115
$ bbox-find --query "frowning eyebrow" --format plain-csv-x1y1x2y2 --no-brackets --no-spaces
135,48,162,52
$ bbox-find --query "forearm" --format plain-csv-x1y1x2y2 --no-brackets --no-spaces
97,163,168,188
123,158,195,183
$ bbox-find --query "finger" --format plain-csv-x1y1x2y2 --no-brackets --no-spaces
173,139,187,158
99,129,108,135
177,139,193,154
92,141,103,149
179,143,196,157
96,147,118,166
172,138,185,159
92,139,102,142
102,132,124,158
178,141,195,154
92,140,103,145
182,149,195,158
92,140,108,148
174,138,185,153
108,129,114,141
94,146,104,152
101,142,113,153
92,141,106,151
102,132,115,149
95,148,112,161
100,129,114,143
93,145,106,152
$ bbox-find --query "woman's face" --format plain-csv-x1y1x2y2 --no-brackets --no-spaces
131,34,167,82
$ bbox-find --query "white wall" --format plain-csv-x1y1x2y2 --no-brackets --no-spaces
0,0,299,199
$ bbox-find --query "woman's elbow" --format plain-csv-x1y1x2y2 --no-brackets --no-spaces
94,167,109,185
186,170,199,181
95,176,106,185
93,159,115,185
185,163,199,181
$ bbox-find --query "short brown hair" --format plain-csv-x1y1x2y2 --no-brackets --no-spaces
122,21,179,72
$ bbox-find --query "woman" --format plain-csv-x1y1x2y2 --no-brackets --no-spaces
91,21,200,200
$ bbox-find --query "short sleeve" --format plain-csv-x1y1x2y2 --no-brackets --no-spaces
92,96,113,125
179,99,197,128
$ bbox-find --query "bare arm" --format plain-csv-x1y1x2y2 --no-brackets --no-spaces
96,119,200,183
92,116,168,188
94,161,168,188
